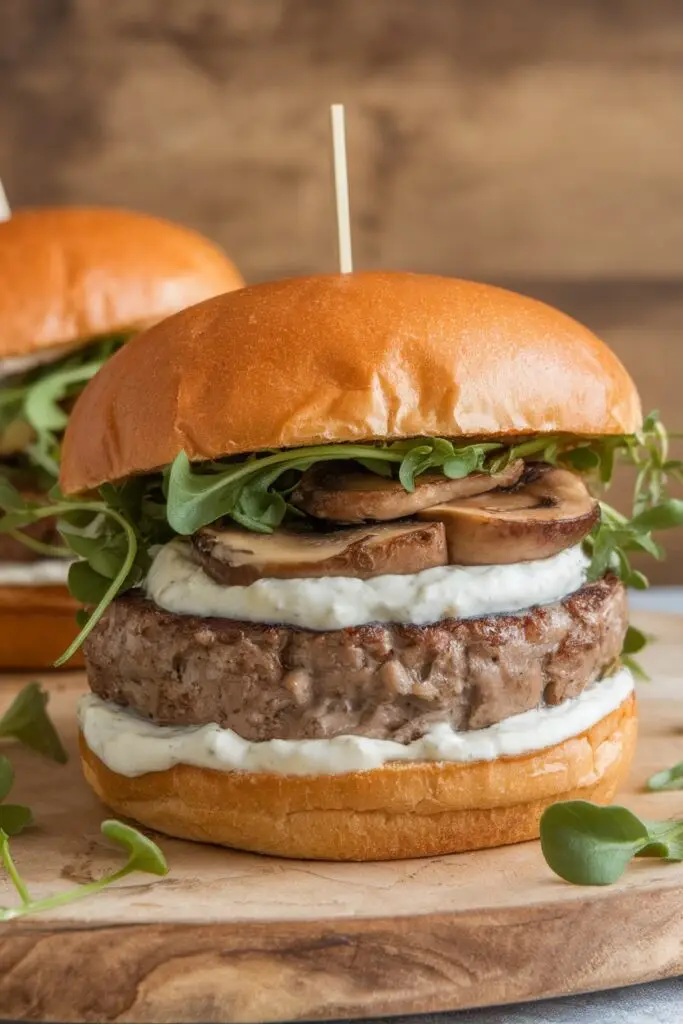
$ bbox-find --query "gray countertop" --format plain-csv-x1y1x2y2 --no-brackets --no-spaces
335,978,683,1023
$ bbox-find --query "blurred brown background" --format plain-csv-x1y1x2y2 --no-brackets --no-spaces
1,0,682,579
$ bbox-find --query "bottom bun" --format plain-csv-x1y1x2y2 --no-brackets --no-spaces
0,585,83,670
79,694,637,861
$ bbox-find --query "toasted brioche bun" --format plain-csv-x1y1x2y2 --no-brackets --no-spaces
0,206,244,362
61,272,642,495
0,585,82,670
79,692,636,861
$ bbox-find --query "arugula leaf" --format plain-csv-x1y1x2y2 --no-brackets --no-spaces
623,625,648,654
0,756,14,801
0,820,168,920
166,438,506,536
0,332,131,479
0,683,67,764
620,624,650,680
540,801,683,885
646,762,683,792
0,756,33,838
2,414,682,664
0,488,146,665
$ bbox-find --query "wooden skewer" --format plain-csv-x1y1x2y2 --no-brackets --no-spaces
330,104,353,273
0,179,10,222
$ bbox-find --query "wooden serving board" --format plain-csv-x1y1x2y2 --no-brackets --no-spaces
1,611,683,1023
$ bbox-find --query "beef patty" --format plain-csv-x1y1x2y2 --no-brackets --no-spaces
84,574,628,743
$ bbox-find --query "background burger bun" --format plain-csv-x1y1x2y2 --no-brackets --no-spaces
79,693,636,861
0,206,244,362
0,585,83,670
61,272,642,496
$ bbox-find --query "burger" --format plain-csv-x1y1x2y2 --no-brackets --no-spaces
18,271,678,861
0,206,244,669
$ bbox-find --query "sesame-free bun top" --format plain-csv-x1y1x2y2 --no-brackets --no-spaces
61,272,642,495
0,206,244,360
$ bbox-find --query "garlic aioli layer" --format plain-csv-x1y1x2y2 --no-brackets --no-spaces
145,540,589,630
79,668,634,779
0,559,71,586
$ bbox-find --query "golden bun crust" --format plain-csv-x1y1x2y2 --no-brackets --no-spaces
0,206,244,361
0,585,82,670
61,272,642,495
79,693,636,861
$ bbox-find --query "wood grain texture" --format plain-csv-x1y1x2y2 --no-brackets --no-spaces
0,612,682,1022
1,1,682,580
1,0,683,280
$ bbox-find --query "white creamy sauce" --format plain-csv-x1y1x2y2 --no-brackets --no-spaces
0,559,71,586
146,541,589,630
79,668,634,779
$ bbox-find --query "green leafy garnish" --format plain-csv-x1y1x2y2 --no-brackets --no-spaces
621,624,650,681
0,820,168,921
0,683,67,839
579,412,683,585
540,800,683,885
166,438,504,536
0,479,161,664
0,756,33,838
0,682,68,764
1,413,681,664
646,762,683,792
0,333,130,479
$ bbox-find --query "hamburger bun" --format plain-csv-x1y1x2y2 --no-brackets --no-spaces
0,206,244,362
0,584,83,670
0,206,243,671
79,692,636,861
61,272,642,496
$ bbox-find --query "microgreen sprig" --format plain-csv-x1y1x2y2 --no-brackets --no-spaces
0,332,131,479
540,801,683,885
0,479,146,665
1,415,682,664
0,682,68,837
646,762,683,792
0,820,168,921
621,624,650,681
0,757,33,837
0,681,68,764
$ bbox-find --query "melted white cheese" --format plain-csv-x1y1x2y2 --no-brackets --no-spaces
0,560,71,586
79,668,634,779
145,540,589,630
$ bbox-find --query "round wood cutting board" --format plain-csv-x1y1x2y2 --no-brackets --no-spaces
1,611,683,1023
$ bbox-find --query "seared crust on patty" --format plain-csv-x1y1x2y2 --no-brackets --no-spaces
83,574,627,742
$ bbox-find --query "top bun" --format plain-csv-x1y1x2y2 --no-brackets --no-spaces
0,206,244,360
60,272,642,495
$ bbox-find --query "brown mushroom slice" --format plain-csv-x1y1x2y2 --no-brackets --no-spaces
416,464,599,565
191,521,448,585
290,458,524,523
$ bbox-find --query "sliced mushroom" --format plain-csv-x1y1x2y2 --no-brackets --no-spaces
192,521,448,585
291,459,524,523
416,464,599,565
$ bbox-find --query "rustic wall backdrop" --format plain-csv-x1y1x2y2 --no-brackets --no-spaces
1,0,682,579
